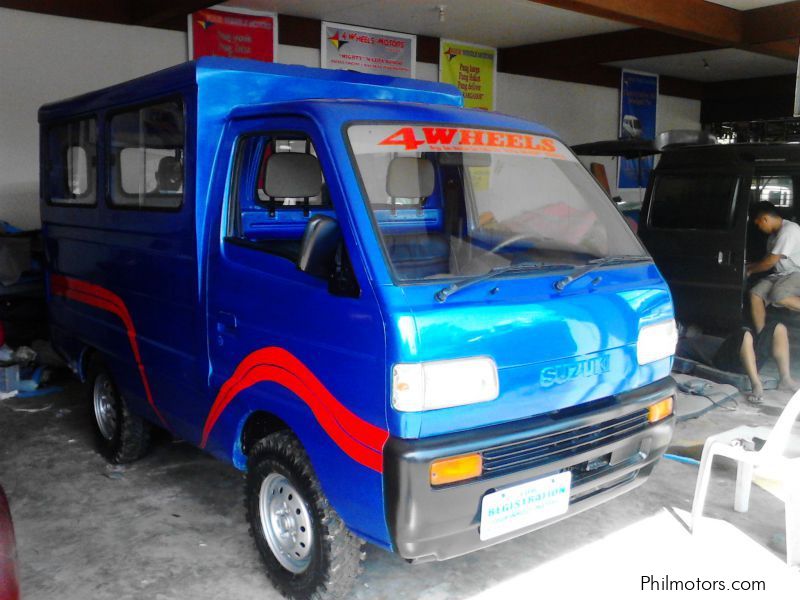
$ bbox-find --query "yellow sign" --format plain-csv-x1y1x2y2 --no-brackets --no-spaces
439,40,496,111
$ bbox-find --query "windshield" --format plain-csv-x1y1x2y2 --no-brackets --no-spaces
347,123,645,282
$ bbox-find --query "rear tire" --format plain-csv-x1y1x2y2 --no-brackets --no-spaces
87,356,151,464
245,432,364,600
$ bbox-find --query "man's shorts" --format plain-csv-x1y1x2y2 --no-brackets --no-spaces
750,272,800,305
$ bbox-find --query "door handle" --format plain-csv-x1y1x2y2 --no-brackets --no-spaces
718,250,732,265
217,311,238,331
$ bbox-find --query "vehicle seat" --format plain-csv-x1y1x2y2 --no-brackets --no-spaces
383,157,449,278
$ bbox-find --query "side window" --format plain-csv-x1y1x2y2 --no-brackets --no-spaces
47,118,96,205
649,174,738,230
254,137,328,210
109,100,184,209
750,175,794,210
228,133,330,259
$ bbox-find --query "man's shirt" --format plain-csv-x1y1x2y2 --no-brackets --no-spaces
768,219,800,274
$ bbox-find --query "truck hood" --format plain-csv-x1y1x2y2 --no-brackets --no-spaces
387,264,674,438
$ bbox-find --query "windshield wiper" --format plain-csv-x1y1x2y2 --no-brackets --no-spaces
435,262,574,303
554,255,652,292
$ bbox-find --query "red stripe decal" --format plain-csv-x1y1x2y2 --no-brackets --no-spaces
201,347,388,473
50,274,169,429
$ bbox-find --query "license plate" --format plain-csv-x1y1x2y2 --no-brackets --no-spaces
479,471,572,541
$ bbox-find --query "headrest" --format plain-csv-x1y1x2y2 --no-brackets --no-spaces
264,153,322,198
386,157,435,198
155,156,182,191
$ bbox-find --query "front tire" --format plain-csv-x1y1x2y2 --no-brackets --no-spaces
87,356,151,464
245,432,364,600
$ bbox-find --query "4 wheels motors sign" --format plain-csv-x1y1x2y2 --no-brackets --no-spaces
321,22,416,78
188,7,277,62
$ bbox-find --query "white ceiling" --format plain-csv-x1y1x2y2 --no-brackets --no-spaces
707,0,788,9
224,0,633,47
608,48,797,82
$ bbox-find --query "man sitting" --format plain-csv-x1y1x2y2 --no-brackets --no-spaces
747,201,800,332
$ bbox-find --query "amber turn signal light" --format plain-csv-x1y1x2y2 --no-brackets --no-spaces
648,396,674,423
430,453,483,486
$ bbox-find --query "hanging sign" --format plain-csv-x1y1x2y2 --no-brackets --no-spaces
618,69,658,189
321,22,416,78
188,6,277,62
439,40,496,111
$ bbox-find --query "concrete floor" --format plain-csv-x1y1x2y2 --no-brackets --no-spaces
1,376,798,599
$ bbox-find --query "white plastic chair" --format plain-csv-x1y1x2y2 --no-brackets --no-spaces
691,388,800,567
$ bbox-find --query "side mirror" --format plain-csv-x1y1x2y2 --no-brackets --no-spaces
298,215,342,279
298,216,361,297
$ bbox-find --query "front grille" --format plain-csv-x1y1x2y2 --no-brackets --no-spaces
481,409,649,476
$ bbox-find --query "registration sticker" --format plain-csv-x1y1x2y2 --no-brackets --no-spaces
479,471,572,541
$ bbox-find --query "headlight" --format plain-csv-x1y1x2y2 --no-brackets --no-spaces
392,357,499,412
637,320,677,365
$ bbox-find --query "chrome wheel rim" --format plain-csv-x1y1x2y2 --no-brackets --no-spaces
93,373,118,441
259,473,314,573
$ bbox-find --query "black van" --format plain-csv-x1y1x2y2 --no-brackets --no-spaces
639,143,800,333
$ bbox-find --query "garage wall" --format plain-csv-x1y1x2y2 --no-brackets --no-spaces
0,9,187,230
0,8,699,229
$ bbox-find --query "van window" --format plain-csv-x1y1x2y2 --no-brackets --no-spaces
751,175,793,209
347,124,644,282
228,133,331,260
650,174,739,230
47,118,96,205
109,100,184,209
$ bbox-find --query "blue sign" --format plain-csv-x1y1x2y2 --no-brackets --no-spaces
618,70,658,189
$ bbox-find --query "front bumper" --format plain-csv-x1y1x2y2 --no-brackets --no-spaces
383,377,676,562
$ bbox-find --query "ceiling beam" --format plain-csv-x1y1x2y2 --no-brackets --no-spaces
701,74,796,123
0,0,130,24
497,59,703,99
528,0,797,60
747,38,800,60
500,29,716,71
744,1,800,45
132,0,216,27
527,0,742,45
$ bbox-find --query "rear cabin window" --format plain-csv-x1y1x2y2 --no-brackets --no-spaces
228,134,330,260
650,174,739,230
47,118,97,205
109,100,184,209
750,175,794,209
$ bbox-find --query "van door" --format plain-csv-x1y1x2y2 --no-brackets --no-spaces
746,172,799,261
640,168,748,331
202,117,388,493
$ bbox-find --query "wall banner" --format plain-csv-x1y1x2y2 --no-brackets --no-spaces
321,22,416,78
618,69,658,189
439,40,496,111
188,6,277,62
794,47,800,117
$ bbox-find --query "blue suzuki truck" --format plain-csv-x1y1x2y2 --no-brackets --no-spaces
40,58,676,599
